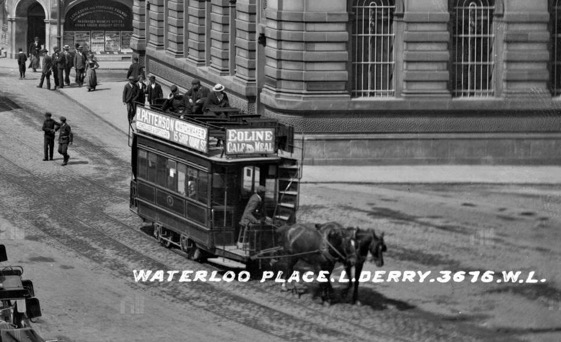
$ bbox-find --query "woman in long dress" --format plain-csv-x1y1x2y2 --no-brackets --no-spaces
85,54,99,92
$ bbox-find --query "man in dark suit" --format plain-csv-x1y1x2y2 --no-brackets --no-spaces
186,79,210,114
73,46,86,87
54,47,66,89
17,48,27,79
162,85,191,117
135,74,147,107
203,83,230,117
123,76,139,124
238,185,270,248
62,45,73,86
37,49,53,89
146,75,163,106
42,112,60,160
126,57,144,80
51,47,61,89
57,116,73,166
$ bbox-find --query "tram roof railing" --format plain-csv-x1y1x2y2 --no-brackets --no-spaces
133,105,295,159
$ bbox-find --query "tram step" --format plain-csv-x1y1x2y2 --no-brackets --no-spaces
279,203,295,209
279,191,298,196
274,215,290,221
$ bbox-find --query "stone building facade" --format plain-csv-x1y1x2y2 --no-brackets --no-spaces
140,0,559,164
1,0,133,58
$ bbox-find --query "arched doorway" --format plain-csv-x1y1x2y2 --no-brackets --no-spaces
27,2,45,50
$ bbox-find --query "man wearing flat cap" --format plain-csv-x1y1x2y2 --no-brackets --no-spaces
123,76,139,124
42,112,60,161
162,85,191,117
238,185,271,248
57,116,73,166
186,79,210,114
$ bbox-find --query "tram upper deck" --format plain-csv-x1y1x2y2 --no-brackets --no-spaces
133,106,295,163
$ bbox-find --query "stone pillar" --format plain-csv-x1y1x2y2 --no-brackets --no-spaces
187,0,206,65
148,0,164,50
261,0,350,110
131,0,147,54
401,0,451,98
8,17,16,58
234,0,257,82
209,0,231,75
166,0,184,57
501,1,550,97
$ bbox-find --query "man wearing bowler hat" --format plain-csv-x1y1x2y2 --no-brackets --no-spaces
42,112,60,161
57,116,73,166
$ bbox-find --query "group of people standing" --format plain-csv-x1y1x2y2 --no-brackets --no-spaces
41,112,73,166
35,43,99,91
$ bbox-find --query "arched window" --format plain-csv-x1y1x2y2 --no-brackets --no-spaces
351,0,396,98
551,0,561,95
450,0,495,97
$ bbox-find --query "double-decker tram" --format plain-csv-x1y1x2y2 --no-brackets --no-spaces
129,106,302,269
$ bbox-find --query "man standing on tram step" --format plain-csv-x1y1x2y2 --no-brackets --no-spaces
57,116,73,166
42,112,60,161
238,185,270,247
123,76,139,124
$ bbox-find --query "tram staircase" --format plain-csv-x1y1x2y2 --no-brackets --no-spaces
273,135,305,226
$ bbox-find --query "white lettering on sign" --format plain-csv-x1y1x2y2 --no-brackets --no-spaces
225,128,275,155
135,108,208,153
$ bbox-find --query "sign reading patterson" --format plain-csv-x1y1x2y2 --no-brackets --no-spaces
135,108,208,153
226,128,276,155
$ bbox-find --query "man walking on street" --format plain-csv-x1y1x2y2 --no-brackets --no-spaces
42,112,60,161
28,36,41,72
17,48,27,79
51,47,61,89
57,116,73,166
146,75,163,106
73,46,86,87
123,76,139,124
37,49,53,89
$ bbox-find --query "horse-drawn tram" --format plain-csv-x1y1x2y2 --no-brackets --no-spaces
129,105,302,269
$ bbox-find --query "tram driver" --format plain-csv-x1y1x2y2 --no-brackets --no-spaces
238,185,272,248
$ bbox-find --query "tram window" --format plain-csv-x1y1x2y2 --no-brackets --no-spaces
138,150,148,179
156,155,167,187
166,160,177,190
147,152,157,183
177,164,187,196
187,168,198,199
198,172,209,204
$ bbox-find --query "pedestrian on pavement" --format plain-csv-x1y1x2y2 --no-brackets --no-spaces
54,47,66,89
203,83,230,117
17,48,27,79
162,85,191,118
42,112,60,161
136,74,147,107
28,37,41,72
73,45,86,87
57,116,73,166
37,49,53,89
126,57,144,81
85,53,99,91
62,45,73,86
146,75,163,107
123,76,139,124
51,47,61,89
186,79,210,114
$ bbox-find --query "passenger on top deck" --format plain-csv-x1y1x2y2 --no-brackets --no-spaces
162,85,192,118
203,84,230,118
186,79,210,114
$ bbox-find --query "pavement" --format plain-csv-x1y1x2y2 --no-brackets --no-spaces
2,57,561,184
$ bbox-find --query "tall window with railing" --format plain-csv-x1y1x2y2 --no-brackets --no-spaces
551,0,561,95
450,0,495,97
351,0,396,98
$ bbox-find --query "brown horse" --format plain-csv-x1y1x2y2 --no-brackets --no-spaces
277,222,357,303
343,227,386,305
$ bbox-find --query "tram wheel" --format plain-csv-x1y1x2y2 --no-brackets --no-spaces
180,236,196,259
159,230,173,249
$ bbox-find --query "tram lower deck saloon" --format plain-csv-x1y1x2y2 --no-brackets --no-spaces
129,107,300,262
